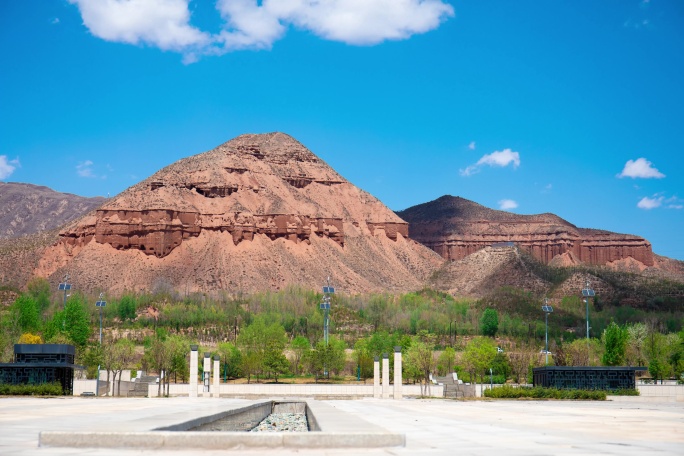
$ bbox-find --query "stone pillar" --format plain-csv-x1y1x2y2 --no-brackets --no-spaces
203,353,211,396
189,345,198,398
394,346,402,400
373,356,380,398
212,355,220,398
382,353,390,399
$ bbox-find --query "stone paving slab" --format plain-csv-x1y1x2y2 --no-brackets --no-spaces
0,396,682,456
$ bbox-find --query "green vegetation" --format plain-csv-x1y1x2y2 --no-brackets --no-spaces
0,274,682,390
0,382,63,396
483,385,606,400
480,308,499,337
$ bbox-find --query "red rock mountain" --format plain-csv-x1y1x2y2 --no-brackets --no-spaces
35,133,441,294
396,195,654,267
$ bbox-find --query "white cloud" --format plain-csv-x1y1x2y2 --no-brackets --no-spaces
69,0,454,61
637,196,663,210
618,157,665,179
0,156,20,180
498,199,518,210
460,148,520,176
669,204,683,210
68,0,212,52
468,141,476,150
76,160,95,178
52,17,60,24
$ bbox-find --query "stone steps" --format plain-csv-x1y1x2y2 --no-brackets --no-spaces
127,375,157,397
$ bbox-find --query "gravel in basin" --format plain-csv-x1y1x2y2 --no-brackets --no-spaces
250,413,308,432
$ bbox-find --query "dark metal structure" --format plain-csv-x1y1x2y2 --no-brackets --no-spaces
0,344,82,395
533,366,646,390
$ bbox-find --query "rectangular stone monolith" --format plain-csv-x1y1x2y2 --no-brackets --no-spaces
203,353,211,397
212,355,220,398
382,353,390,399
373,356,380,398
189,345,198,398
394,346,403,400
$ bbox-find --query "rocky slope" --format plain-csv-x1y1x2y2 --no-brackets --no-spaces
33,133,442,294
0,182,107,239
397,195,654,267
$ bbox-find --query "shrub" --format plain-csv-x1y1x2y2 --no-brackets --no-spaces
608,388,640,396
0,382,63,396
483,385,606,400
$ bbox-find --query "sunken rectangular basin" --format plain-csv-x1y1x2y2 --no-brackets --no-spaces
39,398,404,449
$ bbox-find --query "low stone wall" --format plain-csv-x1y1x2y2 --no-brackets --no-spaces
636,384,684,401
143,382,443,398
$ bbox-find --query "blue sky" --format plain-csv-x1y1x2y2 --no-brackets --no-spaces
1,0,682,259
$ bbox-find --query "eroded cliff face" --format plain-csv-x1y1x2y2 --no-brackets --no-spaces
35,133,438,293
397,195,654,267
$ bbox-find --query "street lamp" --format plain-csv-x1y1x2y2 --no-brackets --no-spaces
581,280,595,364
320,277,334,377
96,293,106,344
95,293,106,397
58,274,72,308
542,298,553,366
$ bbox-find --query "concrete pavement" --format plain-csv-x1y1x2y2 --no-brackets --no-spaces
0,396,682,455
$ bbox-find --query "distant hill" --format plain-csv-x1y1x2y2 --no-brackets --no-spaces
0,182,107,239
397,195,653,267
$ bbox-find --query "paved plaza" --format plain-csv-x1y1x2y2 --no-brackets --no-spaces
0,396,682,455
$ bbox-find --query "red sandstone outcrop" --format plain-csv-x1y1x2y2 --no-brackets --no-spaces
34,133,441,294
397,195,654,267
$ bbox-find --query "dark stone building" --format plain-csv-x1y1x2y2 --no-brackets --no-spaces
533,366,646,390
0,344,82,395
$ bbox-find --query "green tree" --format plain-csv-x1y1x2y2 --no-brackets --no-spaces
217,342,243,379
289,336,310,376
117,295,137,322
436,347,455,376
164,335,189,391
26,277,51,312
12,294,41,334
43,310,67,343
263,340,290,382
304,337,346,381
625,323,648,366
63,295,92,347
645,323,670,383
405,331,436,395
602,322,628,366
480,308,499,337
352,338,374,382
238,317,287,383
81,343,103,380
146,332,171,396
112,338,136,396
463,336,497,383
563,338,603,367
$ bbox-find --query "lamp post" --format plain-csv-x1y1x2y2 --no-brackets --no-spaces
95,293,106,397
449,321,452,346
581,280,595,364
320,277,334,377
542,298,553,366
58,274,72,308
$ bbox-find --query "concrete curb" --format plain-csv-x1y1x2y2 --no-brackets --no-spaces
39,431,405,449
